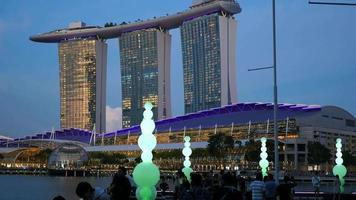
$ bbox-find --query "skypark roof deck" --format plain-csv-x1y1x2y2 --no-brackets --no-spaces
29,0,241,43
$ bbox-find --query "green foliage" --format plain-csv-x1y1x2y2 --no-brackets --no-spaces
207,132,234,158
89,152,127,164
33,148,53,163
104,22,117,27
307,141,331,164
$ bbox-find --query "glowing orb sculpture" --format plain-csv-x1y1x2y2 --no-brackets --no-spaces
259,137,269,177
332,138,347,193
133,102,160,200
182,136,193,182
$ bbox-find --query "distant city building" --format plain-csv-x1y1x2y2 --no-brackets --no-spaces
30,1,241,129
58,22,107,133
181,13,237,114
119,29,171,128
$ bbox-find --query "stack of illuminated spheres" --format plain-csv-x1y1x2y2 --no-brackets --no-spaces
133,102,160,200
259,137,269,177
333,138,347,193
182,136,193,182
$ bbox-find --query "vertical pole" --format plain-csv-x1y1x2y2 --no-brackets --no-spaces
272,0,280,184
248,121,251,139
230,122,234,136
168,126,171,143
286,117,289,138
266,118,270,134
198,125,202,142
127,131,130,145
101,134,104,146
183,126,186,140
114,132,117,145
214,124,217,135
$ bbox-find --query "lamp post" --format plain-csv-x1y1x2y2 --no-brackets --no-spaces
248,0,279,184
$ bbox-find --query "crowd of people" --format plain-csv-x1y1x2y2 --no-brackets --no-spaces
52,167,345,200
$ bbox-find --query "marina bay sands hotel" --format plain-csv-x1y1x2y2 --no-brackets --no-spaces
30,0,241,133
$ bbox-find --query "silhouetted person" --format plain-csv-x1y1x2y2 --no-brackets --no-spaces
264,174,277,200
214,173,243,200
190,173,210,200
76,182,109,200
276,176,296,200
109,172,131,200
312,171,321,198
159,176,169,196
236,175,246,194
250,172,265,200
52,196,66,200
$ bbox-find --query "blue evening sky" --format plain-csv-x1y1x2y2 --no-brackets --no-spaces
0,0,355,137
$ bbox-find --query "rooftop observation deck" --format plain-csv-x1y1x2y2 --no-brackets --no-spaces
29,0,241,43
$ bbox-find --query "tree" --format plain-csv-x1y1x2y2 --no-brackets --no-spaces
342,150,356,166
244,139,278,162
207,132,234,159
307,141,331,165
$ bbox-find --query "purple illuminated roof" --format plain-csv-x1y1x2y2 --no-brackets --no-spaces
99,102,322,138
0,102,323,148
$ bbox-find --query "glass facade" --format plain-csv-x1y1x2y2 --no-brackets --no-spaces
181,13,237,114
119,29,171,128
181,14,221,113
59,39,106,132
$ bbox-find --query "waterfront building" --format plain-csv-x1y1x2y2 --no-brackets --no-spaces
119,29,171,128
181,12,237,114
58,22,107,133
96,103,356,170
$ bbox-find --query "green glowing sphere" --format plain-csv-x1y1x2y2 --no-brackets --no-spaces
184,136,191,142
133,163,160,187
259,159,269,168
333,165,347,177
136,186,156,200
182,167,193,182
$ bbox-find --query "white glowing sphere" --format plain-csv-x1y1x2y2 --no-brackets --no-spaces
138,134,157,151
336,142,342,149
141,151,153,162
184,142,191,148
260,152,268,159
144,102,153,110
336,152,342,158
140,120,155,135
336,158,343,165
183,148,192,157
261,137,267,143
261,147,267,152
184,160,191,167
143,110,153,119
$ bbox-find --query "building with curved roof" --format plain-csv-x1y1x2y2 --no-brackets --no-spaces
48,143,88,169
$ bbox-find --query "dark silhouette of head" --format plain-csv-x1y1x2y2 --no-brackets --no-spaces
191,173,202,187
256,172,263,181
76,182,94,200
284,176,290,183
222,173,235,186
52,196,66,200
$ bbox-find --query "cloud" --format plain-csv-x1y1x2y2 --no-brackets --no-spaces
106,106,122,132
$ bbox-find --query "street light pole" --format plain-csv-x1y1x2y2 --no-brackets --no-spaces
272,0,280,184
